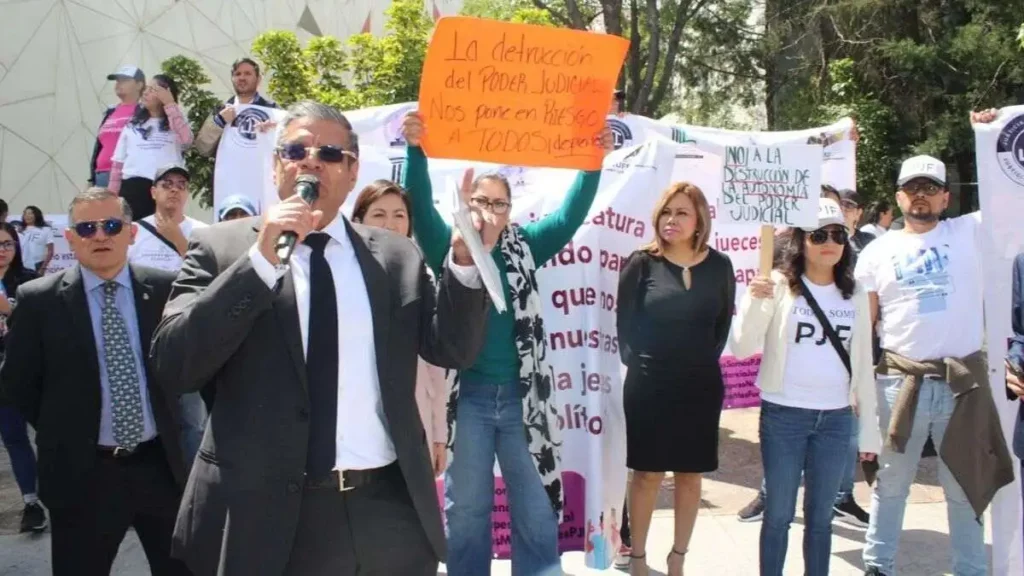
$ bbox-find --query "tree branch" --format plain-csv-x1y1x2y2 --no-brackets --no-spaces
529,0,573,28
634,0,662,109
598,0,623,36
648,0,713,113
627,0,641,108
564,0,586,29
684,57,766,81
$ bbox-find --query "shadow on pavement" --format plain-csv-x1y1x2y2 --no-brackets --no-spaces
830,527,990,574
705,425,764,492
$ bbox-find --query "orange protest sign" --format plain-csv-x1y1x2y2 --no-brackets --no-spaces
418,17,628,170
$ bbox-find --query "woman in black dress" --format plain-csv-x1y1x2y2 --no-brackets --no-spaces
617,182,735,576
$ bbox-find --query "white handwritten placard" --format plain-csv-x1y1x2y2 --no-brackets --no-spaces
718,144,822,228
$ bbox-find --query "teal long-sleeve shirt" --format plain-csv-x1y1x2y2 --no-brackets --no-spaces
403,145,602,385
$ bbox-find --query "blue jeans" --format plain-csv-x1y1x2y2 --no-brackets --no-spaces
759,400,853,576
444,382,561,576
179,392,207,468
758,420,858,505
0,405,37,497
836,418,860,502
864,377,987,576
93,171,110,188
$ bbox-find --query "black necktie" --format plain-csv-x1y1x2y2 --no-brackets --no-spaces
303,233,339,478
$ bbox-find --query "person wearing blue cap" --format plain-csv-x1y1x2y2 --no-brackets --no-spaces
216,195,258,222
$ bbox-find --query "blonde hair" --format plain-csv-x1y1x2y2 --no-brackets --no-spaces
639,182,712,256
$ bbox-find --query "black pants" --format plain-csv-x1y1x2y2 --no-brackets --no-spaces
121,177,156,220
284,465,436,576
49,441,189,576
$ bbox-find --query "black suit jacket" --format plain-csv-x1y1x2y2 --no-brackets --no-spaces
150,217,489,576
0,264,185,510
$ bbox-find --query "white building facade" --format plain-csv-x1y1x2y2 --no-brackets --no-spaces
0,0,462,214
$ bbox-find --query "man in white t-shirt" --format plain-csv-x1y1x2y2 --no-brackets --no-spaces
856,155,1012,576
128,165,206,271
128,164,209,469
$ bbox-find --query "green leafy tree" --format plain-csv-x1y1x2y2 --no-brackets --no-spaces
766,0,1024,211
250,31,315,107
462,0,556,26
160,56,222,207
253,0,432,110
462,0,760,120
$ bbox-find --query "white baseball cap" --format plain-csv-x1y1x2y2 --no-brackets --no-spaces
107,65,145,81
800,198,846,232
897,155,946,186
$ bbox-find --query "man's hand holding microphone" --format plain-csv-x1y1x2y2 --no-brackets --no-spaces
257,184,323,266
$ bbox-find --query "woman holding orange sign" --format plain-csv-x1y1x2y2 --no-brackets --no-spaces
402,112,612,576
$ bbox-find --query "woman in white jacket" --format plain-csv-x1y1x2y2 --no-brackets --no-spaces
730,199,881,576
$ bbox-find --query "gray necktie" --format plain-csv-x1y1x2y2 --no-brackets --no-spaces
102,281,144,448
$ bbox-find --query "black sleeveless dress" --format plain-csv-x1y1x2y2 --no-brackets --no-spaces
616,249,735,473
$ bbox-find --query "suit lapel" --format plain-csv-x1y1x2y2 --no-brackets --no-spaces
255,223,307,391
347,222,391,383
274,272,308,391
58,266,101,386
129,266,157,359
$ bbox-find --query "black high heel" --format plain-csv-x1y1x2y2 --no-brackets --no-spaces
666,547,687,576
628,552,648,576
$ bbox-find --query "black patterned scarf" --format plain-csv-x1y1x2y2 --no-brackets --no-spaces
445,224,564,517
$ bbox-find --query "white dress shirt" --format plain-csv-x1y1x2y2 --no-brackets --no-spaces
249,215,479,471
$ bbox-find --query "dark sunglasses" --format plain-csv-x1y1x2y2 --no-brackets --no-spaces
276,142,356,164
72,219,125,239
808,228,848,245
902,181,943,197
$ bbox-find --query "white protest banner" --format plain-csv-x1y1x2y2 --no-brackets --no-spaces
973,105,1024,576
670,117,857,191
346,101,420,150
262,103,857,568
213,104,287,217
606,113,673,152
718,144,822,228
656,120,855,408
36,215,75,275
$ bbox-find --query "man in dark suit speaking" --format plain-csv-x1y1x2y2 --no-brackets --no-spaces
151,100,492,576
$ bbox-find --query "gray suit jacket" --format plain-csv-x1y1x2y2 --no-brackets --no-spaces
150,217,489,576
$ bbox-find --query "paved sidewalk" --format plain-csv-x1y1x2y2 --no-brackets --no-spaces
1,408,982,575
0,503,986,575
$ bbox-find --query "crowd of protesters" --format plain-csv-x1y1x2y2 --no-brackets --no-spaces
0,56,1016,576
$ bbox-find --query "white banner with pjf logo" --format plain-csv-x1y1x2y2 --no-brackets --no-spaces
325,104,856,568
213,104,287,217
974,105,1024,576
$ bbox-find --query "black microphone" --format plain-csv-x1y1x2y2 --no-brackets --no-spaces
275,174,320,265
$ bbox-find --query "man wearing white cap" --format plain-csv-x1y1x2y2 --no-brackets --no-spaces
127,164,210,471
856,155,1013,576
89,66,145,188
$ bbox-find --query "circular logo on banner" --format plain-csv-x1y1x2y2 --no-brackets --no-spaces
607,118,633,150
996,113,1024,186
230,107,271,147
384,104,417,147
